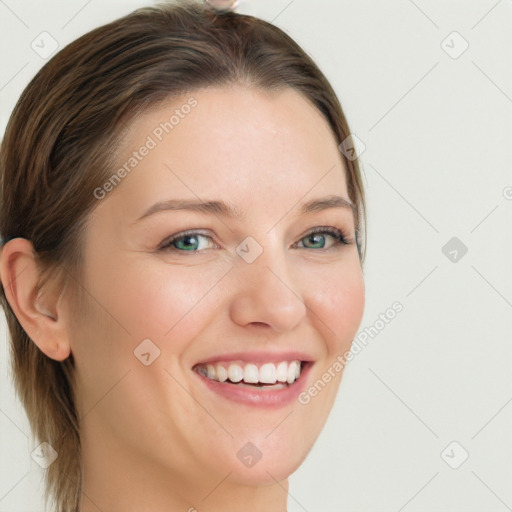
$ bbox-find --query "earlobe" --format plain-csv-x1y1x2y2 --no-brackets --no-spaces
0,237,72,362
40,338,71,361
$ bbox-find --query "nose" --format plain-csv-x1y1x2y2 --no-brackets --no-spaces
228,240,307,333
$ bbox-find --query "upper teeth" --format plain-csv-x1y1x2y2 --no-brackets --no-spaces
195,360,302,385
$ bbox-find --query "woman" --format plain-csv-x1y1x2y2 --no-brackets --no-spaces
0,1,366,510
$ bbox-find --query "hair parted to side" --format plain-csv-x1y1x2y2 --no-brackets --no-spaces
0,1,366,510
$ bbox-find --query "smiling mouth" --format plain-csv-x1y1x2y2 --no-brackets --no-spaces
192,360,308,387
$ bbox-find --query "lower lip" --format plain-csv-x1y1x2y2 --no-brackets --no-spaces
192,362,313,408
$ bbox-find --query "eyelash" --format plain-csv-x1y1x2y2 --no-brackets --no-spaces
158,226,352,254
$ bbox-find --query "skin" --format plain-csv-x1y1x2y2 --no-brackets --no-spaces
1,85,365,512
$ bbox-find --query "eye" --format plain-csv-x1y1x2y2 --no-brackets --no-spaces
159,230,216,253
294,227,351,251
158,226,352,254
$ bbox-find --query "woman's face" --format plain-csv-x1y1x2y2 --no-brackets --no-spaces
71,85,365,496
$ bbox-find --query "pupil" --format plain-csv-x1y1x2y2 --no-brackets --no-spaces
307,234,324,248
178,235,197,250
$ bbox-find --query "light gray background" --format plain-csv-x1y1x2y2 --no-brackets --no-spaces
1,0,511,510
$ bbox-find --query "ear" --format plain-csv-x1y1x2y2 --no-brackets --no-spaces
0,237,71,361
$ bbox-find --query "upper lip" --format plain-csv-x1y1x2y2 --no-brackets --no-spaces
193,350,315,366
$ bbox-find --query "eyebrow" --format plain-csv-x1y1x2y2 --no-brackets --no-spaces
135,194,356,223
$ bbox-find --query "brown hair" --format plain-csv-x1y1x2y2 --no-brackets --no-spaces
0,1,366,510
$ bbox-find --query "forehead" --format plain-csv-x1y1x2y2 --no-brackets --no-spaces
101,85,350,222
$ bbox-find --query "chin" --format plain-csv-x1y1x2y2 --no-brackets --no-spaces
210,433,314,486
225,455,305,486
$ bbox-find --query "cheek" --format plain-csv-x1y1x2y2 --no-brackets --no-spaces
306,259,365,354
104,259,230,350
108,255,365,365
72,247,235,423
70,253,218,389
72,258,231,437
